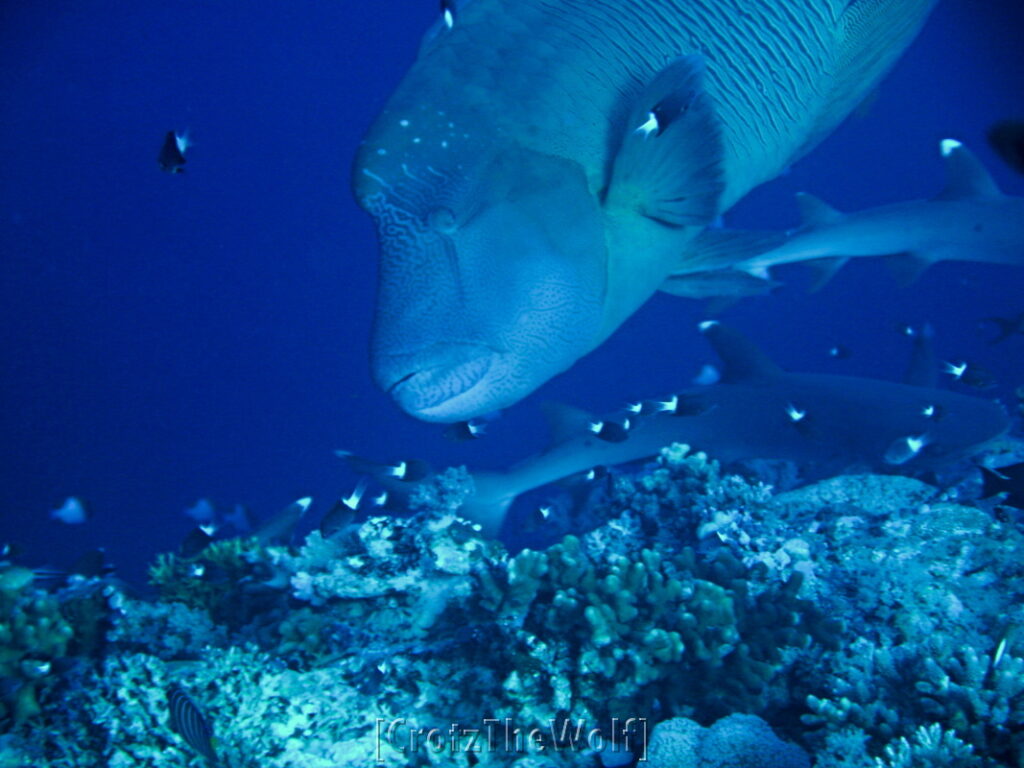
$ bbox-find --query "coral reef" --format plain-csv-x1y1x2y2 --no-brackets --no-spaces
4,442,1024,767
646,713,810,768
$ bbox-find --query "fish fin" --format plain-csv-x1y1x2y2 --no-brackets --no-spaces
812,0,935,147
606,55,724,228
803,256,850,292
456,471,515,537
883,251,932,285
541,401,593,447
796,192,843,227
679,228,787,272
933,140,1002,201
659,269,779,300
699,322,783,382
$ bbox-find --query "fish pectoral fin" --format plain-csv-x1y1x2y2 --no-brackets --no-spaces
803,256,851,292
883,250,934,285
658,269,779,300
678,228,787,272
796,192,843,227
605,54,724,229
540,401,595,447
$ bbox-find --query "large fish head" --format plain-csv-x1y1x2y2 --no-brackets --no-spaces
353,127,607,422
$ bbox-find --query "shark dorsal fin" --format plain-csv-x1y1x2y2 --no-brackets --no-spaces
796,192,843,227
934,139,1002,201
541,402,593,447
699,321,783,382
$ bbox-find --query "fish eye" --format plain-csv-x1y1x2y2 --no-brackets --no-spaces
427,207,458,234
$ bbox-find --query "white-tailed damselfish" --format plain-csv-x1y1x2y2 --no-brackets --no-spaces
158,130,190,174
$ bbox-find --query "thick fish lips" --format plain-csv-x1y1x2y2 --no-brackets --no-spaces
379,344,499,421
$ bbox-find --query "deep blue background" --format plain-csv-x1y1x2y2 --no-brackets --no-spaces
1,1,1022,585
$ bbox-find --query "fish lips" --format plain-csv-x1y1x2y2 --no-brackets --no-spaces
378,345,500,422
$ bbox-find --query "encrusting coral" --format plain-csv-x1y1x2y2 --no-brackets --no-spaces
2,442,1022,768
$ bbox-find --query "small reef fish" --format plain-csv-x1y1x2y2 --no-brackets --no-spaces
717,140,1024,287
988,120,1024,176
50,497,86,525
158,130,190,174
167,684,218,764
349,323,1007,535
444,420,485,441
179,526,215,559
184,498,216,524
981,462,1024,509
355,0,935,421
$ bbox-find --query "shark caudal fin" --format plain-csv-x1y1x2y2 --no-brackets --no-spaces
457,470,517,537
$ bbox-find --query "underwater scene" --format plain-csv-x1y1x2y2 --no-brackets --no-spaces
2,0,1024,765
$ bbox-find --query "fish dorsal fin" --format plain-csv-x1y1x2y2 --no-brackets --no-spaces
541,402,593,447
605,55,724,228
699,321,783,382
933,139,1002,201
796,192,843,227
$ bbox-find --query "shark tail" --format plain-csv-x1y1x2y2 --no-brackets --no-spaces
458,470,518,537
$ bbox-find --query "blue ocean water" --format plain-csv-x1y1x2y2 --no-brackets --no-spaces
0,0,1021,582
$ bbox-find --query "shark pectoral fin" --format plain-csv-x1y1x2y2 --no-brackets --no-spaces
699,322,784,382
680,228,788,272
605,55,724,228
540,401,594,447
803,256,850,292
933,140,1003,201
658,269,779,300
883,251,933,285
796,192,843,226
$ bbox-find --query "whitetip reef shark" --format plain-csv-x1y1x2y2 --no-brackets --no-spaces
352,0,937,422
712,140,1024,288
344,323,1009,534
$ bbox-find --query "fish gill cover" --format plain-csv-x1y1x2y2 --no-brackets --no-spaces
0,1,1023,766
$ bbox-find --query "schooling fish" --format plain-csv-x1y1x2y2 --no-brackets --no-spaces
384,322,1007,534
158,130,190,174
719,140,1024,287
354,0,936,422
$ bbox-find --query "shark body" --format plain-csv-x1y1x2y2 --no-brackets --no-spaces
348,323,1009,534
722,141,1024,287
353,0,936,422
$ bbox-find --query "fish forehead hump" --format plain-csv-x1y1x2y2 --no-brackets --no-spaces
359,0,933,211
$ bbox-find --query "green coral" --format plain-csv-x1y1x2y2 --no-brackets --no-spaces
147,536,266,629
0,563,74,726
492,533,818,726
